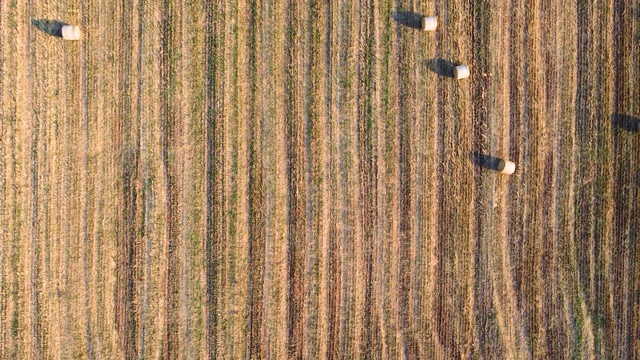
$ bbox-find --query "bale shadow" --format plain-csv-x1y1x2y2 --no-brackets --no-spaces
470,152,502,171
426,58,455,78
31,19,67,38
392,10,423,30
611,114,640,132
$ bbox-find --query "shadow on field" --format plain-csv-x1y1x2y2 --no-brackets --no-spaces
427,58,455,78
470,152,502,171
31,19,67,38
392,10,423,30
611,114,640,132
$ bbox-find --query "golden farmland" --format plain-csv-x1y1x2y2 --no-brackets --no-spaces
1,0,638,358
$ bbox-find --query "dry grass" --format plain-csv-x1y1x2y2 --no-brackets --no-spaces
1,0,639,358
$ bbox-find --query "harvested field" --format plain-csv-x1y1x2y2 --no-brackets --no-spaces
1,0,638,358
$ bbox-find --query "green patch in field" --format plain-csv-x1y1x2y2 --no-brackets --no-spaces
571,295,585,359
11,309,18,337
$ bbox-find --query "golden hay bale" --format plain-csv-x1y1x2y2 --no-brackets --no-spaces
422,17,437,31
497,159,516,175
61,25,81,40
453,65,470,80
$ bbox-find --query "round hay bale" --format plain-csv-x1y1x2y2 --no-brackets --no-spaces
422,16,437,31
453,65,470,80
61,25,81,40
497,159,516,175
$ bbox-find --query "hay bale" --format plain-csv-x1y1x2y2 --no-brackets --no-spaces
61,25,80,40
453,65,470,80
497,160,516,175
422,17,437,31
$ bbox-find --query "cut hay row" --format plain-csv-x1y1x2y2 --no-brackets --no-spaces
395,0,418,355
376,0,399,357
609,0,639,357
554,0,590,355
115,0,142,356
0,0,6,354
323,0,344,357
203,0,222,358
412,0,446,357
304,0,329,357
554,0,595,356
245,0,266,356
312,0,334,352
255,0,291,357
219,0,248,356
26,0,42,356
430,0,476,357
472,0,513,357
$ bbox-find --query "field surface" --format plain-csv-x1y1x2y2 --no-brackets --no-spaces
1,0,639,358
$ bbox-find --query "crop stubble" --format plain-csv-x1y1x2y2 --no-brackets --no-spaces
1,0,638,359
